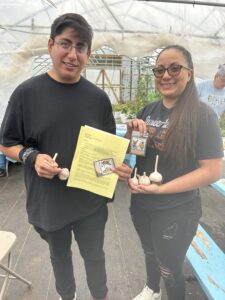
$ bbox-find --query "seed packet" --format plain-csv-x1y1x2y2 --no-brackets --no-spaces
93,158,115,176
129,130,148,156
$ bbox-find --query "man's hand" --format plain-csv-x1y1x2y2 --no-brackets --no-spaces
34,154,62,179
113,163,132,181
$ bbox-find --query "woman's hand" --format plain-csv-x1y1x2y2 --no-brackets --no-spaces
34,154,62,179
128,158,223,195
113,163,132,181
125,118,147,139
128,178,161,194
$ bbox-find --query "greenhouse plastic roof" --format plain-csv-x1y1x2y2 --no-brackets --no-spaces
1,0,225,80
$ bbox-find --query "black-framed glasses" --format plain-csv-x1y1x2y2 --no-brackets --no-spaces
54,40,88,54
152,64,192,78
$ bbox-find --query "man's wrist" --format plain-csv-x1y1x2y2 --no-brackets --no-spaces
19,147,40,166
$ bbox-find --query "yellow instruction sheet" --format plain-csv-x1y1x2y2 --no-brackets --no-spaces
67,125,130,198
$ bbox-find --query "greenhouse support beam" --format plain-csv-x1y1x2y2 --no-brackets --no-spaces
0,25,223,40
137,0,225,8
101,0,124,35
41,0,57,8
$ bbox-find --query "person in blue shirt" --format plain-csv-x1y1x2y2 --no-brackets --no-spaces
197,64,225,119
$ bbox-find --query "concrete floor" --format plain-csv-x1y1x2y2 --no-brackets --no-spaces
0,162,225,300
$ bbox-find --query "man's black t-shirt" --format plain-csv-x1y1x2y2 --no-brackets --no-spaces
131,100,223,211
0,74,116,231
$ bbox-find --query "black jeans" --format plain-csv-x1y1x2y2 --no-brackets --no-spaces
34,204,108,300
130,197,202,300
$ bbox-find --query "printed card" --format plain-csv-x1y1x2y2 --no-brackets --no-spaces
93,158,115,176
129,130,148,156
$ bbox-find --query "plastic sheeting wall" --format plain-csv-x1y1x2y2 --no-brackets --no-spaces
1,0,225,122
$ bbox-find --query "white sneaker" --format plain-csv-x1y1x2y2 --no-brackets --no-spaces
59,293,77,300
132,285,161,300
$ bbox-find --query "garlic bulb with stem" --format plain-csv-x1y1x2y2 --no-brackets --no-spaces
139,172,150,185
149,155,162,183
131,167,138,185
52,152,70,181
53,153,58,161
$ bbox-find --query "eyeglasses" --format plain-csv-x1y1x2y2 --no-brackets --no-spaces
152,64,192,78
54,40,88,54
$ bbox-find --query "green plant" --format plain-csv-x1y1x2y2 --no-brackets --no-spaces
148,90,161,102
112,103,130,114
132,75,161,115
112,91,160,119
112,75,160,119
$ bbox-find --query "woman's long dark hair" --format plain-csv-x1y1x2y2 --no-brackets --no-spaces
156,45,202,169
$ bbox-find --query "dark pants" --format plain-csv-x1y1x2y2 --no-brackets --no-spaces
130,197,202,300
34,205,108,300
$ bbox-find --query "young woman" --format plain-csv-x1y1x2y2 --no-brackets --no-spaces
126,45,223,300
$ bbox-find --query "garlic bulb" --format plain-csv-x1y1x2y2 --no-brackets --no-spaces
149,172,162,183
139,172,150,185
131,167,139,185
58,168,70,180
149,155,162,183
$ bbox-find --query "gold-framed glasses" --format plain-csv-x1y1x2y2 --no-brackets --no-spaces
152,64,192,78
54,40,88,54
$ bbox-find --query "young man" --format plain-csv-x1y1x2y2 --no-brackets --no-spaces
197,64,225,119
0,13,131,300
